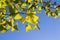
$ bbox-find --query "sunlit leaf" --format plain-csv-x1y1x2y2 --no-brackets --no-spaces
28,0,32,3
34,24,40,30
14,14,22,20
26,24,33,32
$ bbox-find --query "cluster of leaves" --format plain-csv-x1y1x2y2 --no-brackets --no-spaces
43,1,60,18
0,0,60,33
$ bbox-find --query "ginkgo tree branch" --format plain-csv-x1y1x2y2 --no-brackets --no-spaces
0,0,60,33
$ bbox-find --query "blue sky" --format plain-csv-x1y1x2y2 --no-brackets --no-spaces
0,0,60,40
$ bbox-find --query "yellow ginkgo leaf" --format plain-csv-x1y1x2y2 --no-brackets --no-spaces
38,6,42,11
1,26,7,33
20,18,26,24
1,29,7,33
54,16,58,19
26,15,39,24
58,13,60,16
1,20,6,24
26,10,31,14
28,0,32,3
33,15,39,23
28,4,32,9
34,0,39,5
7,24,11,30
11,19,15,31
55,7,58,11
26,24,33,32
47,12,51,16
52,12,55,16
11,19,14,26
21,3,27,8
32,11,36,15
11,25,19,32
0,0,6,8
32,7,35,11
14,14,22,20
26,16,33,24
11,26,15,32
11,23,18,32
15,10,19,13
33,24,40,30
40,0,43,3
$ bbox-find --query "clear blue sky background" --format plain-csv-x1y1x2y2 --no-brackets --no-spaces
0,0,60,40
